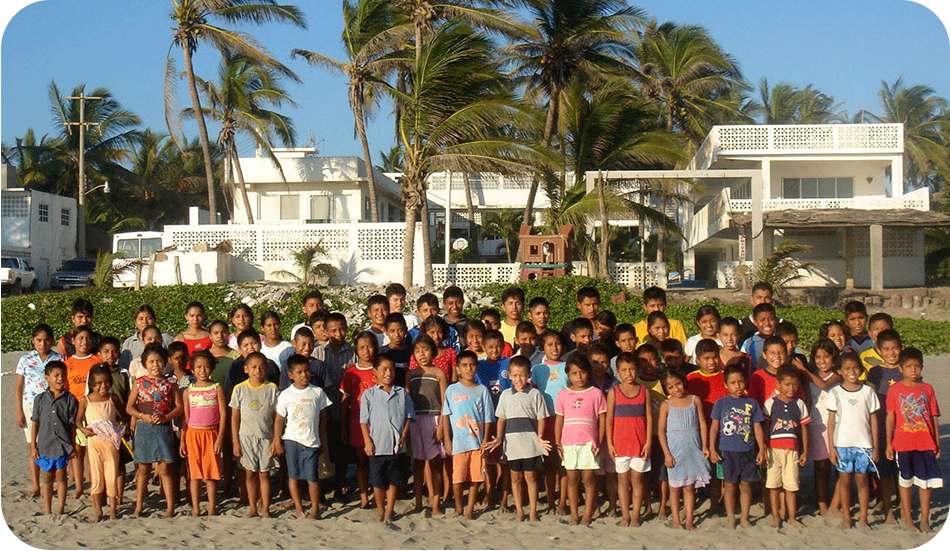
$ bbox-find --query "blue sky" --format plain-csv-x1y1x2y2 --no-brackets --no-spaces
1,0,949,162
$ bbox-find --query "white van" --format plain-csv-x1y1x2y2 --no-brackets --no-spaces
112,231,171,287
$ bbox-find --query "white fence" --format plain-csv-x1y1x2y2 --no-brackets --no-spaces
433,261,668,288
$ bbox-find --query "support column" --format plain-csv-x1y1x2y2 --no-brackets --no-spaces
870,224,884,291
750,170,765,263
844,226,855,290
891,156,904,198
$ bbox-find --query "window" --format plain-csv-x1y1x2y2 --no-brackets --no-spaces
310,195,331,222
731,181,751,200
38,203,49,223
279,194,299,220
782,177,854,199
308,194,349,222
258,196,279,220
61,208,70,226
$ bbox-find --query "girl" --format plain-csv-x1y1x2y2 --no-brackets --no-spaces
407,335,448,515
174,301,211,356
15,324,65,497
717,317,753,378
259,311,293,365
127,343,183,518
684,305,721,361
606,355,652,527
819,320,851,353
340,331,380,509
555,355,607,525
77,364,127,521
411,317,458,383
803,338,842,516
208,320,240,384
464,320,486,359
128,325,169,380
643,311,671,350
180,351,227,516
228,304,256,349
120,305,172,369
657,370,710,531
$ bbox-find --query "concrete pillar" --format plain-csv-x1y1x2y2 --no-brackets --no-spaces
683,245,695,279
751,170,765,263
891,156,904,198
870,224,884,291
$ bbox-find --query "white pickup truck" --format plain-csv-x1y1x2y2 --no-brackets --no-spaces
1,256,38,295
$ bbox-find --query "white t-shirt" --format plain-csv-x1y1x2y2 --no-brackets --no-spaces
684,334,722,358
364,326,390,348
826,384,880,449
403,312,422,330
261,340,294,365
276,384,332,448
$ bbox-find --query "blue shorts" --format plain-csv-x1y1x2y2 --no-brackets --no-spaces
895,450,943,489
284,440,320,482
721,449,759,484
35,453,69,473
835,447,875,475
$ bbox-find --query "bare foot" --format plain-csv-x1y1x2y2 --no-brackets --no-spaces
191,508,200,517
109,510,117,521
856,521,872,530
73,491,84,500
921,523,932,533
376,510,385,522
726,514,737,530
529,512,540,522
629,517,640,528
516,511,525,522
131,507,142,519
261,510,271,518
839,518,851,530
581,514,592,526
787,519,803,531
883,513,896,525
570,513,580,525
308,508,321,520
557,507,569,516
246,509,260,518
296,510,306,520
621,515,630,527
740,518,753,529
686,521,696,531
30,488,41,498
464,508,474,520
163,509,176,519
499,503,510,514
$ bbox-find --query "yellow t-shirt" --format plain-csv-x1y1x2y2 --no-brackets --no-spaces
633,318,688,347
500,320,519,347
859,348,883,382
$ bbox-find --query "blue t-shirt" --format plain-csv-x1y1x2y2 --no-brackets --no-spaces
407,325,460,352
476,357,512,407
868,365,902,399
711,394,765,453
531,361,568,415
441,382,496,454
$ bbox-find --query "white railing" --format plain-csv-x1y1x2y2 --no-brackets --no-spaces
428,172,533,191
726,187,929,213
432,261,668,288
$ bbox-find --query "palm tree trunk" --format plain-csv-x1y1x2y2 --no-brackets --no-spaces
463,172,477,245
231,141,255,224
420,189,434,288
222,149,235,220
403,202,417,287
523,96,559,226
182,43,217,222
656,195,666,264
394,68,407,140
598,170,610,282
354,96,379,222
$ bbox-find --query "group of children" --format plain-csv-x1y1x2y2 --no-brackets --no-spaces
14,282,942,533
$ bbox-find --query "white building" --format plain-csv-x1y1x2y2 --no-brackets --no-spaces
1,164,79,289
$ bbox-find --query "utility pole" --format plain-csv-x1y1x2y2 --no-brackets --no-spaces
64,93,102,258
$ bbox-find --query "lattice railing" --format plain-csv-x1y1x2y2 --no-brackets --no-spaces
711,124,902,154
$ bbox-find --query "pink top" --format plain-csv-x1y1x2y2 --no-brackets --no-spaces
186,383,220,428
555,386,607,446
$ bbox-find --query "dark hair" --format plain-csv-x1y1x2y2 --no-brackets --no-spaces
752,302,777,318
141,342,169,364
302,290,324,304
719,316,740,331
509,355,531,372
576,286,600,303
185,301,206,314
565,354,592,375
260,311,281,327
615,351,637,368
72,324,94,338
876,329,902,348
286,353,309,371
307,310,329,326
45,360,67,376
456,350,478,365
843,300,867,317
230,303,255,324
416,292,439,310
237,328,261,345
293,326,315,340
32,323,55,340
659,338,684,355
646,311,669,328
482,329,504,344
134,305,156,319
818,320,848,341
373,354,395,369
527,296,549,310
515,321,536,336
385,283,407,298
412,335,437,356
587,342,611,359
209,319,229,333
809,338,840,366
325,312,347,328
694,338,721,357
763,335,787,352
660,369,688,393
71,298,94,317
191,349,215,369
775,321,798,339
776,364,799,382
384,312,407,328
836,351,862,372
366,294,389,310
695,304,721,322
572,317,594,334
899,347,923,366
723,362,747,381
868,312,893,328
751,281,774,295
168,341,189,357
636,343,658,358
142,324,162,339
479,308,500,322
420,316,450,341
245,351,268,368
595,310,617,328
614,323,636,339
443,286,464,302
354,330,380,359
98,335,120,350
642,286,666,304
539,329,561,346
501,286,525,304
464,319,486,336
87,363,113,391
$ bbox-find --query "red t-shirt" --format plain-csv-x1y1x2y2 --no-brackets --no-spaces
410,347,458,381
887,381,940,453
686,369,728,423
340,365,377,447
748,368,804,407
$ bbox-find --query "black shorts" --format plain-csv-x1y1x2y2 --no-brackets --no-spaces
647,436,667,481
369,454,408,489
326,420,354,466
721,449,760,484
508,456,545,472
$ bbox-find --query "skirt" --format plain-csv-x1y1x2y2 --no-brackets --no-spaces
134,422,175,464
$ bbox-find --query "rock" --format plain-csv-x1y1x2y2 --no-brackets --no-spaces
902,296,913,310
476,296,494,307
193,242,209,252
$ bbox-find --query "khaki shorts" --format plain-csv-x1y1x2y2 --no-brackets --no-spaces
562,444,600,471
453,450,486,484
766,448,800,491
238,433,276,472
22,402,34,443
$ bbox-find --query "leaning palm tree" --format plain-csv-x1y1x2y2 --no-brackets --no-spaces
187,54,297,224
292,0,411,223
166,0,306,222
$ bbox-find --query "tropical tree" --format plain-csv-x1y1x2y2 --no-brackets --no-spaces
188,54,297,224
2,129,67,191
737,239,813,300
754,77,843,124
505,0,645,226
377,144,405,171
480,209,523,262
292,0,411,223
166,0,306,222
273,242,337,286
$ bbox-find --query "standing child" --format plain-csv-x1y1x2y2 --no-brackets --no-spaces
64,325,101,498
127,326,169,380
360,356,414,522
658,370,710,531
799,338,841,515
15,324,65,498
740,303,778,371
867,329,904,522
96,337,129,404
635,343,669,519
340,330,380,509
290,290,325,341
54,298,100,356
526,297,551,343
607,352,652,527
127,344,184,518
859,313,893,373
411,317,458,382
30,361,78,515
708,364,767,530
514,321,544,366
386,282,422,330
632,286,687,346
464,320,487,359
819,320,851,354
364,294,391,348
594,311,619,358
827,352,880,529
555,355,607,525
749,336,805,407
230,352,278,518
530,330,569,515
312,312,355,501
563,318,594,361
590,342,619,517
228,304,257,349
763,365,811,530
407,335,448,515
174,301,212,356
180,350,227,516
119,305,172,370
610,323,638,373
642,312,671,350
259,311,293,366
559,287,601,352
442,350,496,519
717,317,753,379
843,301,872,355
686,339,726,511
76,364,127,520
490,356,550,521
478,330,512,510
685,305,721,361
209,320,240,383
499,287,525,346
380,313,412,387
272,357,332,519
885,347,942,533
442,286,469,350
739,282,774,343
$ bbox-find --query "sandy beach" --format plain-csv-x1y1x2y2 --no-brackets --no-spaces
1,349,946,549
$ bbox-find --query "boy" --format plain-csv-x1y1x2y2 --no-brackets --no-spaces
272,356,332,519
749,336,804,407
490,356,550,522
312,312,355,501
409,293,459,349
739,282,774,343
442,350,496,519
514,321,544,366
588,342,617,394
660,339,695,376
291,290,325,340
885,347,942,533
499,286,525,347
54,298,100,356
279,327,319,390
64,325,100,498
380,313,412,387
844,301,873,355
775,321,807,370
634,344,669,517
708,364,767,529
364,294,391,348
563,318,594,361
478,330,512,509
224,329,281,398
96,336,129,403
717,317,753,379
686,338,726,507
307,310,330,347
30,361,78,515
762,365,811,529
827,351,880,529
632,286,687,346
527,297,551,339
610,323,638,373
360,355,414,523
443,286,469,350
867,328,903,523
480,308,501,331
531,330,569,514
594,311,619,358
386,283,422,330
560,287,601,351
740,303,778,371
860,313,894,374
230,351,279,517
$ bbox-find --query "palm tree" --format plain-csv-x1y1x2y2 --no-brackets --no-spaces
273,242,337,286
505,0,645,226
388,20,545,286
480,209,523,263
292,0,410,223
188,54,297,224
377,144,405,171
754,77,843,124
2,129,67,191
166,0,306,223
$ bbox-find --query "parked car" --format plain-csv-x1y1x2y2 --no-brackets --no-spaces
49,258,97,290
1,256,37,295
